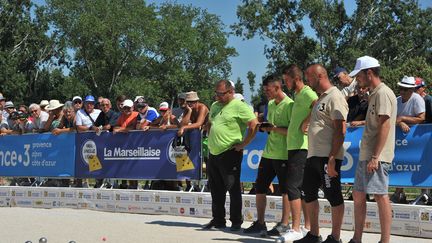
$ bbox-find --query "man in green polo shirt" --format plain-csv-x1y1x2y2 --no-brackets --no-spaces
277,64,318,242
204,80,259,231
244,74,293,237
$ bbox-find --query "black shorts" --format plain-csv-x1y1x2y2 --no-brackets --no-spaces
285,149,307,201
302,156,344,207
255,157,289,194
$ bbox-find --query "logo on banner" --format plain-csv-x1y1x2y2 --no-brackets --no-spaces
81,140,102,172
167,138,195,172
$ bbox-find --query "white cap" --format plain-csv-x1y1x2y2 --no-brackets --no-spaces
134,96,144,102
229,80,235,88
234,93,245,101
349,56,380,77
122,99,134,108
397,76,417,88
72,96,82,101
39,100,49,107
159,102,169,111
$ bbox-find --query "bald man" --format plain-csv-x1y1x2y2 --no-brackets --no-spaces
294,64,348,243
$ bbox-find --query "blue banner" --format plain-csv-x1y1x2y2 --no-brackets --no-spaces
241,124,432,187
75,130,201,180
0,133,75,177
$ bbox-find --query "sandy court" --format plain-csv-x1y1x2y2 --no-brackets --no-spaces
0,207,430,243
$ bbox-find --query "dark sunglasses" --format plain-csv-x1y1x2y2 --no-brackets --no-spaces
73,100,82,104
215,90,229,96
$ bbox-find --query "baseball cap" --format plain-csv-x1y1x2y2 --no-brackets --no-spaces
415,77,426,88
333,66,347,78
159,102,169,111
84,95,95,103
397,76,417,88
234,93,245,101
72,96,82,102
349,56,380,77
0,95,5,101
177,93,186,100
122,99,134,108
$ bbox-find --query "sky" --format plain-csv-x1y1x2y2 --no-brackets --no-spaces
147,0,432,102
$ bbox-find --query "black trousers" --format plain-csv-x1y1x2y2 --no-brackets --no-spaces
208,149,243,225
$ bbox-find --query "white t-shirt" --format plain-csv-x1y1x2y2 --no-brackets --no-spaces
397,92,425,117
34,111,49,130
76,109,102,128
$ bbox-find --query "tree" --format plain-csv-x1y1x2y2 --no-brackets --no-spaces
233,0,432,86
246,71,256,93
0,0,64,104
234,77,244,94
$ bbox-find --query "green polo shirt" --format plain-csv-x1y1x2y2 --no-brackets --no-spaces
262,96,294,160
208,99,256,155
287,85,318,150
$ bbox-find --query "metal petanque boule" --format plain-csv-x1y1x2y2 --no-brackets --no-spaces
39,237,47,243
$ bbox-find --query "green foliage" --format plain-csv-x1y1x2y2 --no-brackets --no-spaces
234,77,244,94
233,0,432,86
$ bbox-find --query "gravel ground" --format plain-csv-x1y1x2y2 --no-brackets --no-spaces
0,207,430,243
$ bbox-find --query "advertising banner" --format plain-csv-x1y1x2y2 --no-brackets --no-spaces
0,133,75,177
241,124,432,187
75,130,201,180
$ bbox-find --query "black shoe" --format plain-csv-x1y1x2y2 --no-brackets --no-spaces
203,220,226,230
267,222,290,236
348,239,361,243
323,235,342,243
230,223,242,231
294,232,322,243
243,220,267,236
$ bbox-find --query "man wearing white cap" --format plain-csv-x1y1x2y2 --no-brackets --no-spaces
149,102,179,130
72,96,83,112
395,76,425,133
348,56,396,243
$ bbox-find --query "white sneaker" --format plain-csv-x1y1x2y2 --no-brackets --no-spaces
300,226,309,236
275,229,303,243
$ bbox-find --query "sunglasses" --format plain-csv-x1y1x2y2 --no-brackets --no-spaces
215,90,229,96
122,106,132,111
73,101,82,104
100,103,110,107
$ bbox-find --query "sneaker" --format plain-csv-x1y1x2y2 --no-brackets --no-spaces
300,226,310,236
293,232,322,243
276,229,304,242
267,222,290,236
202,220,226,230
322,235,342,243
243,220,267,236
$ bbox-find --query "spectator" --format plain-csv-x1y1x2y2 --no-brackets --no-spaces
115,95,126,112
4,101,16,128
0,110,12,135
29,103,49,133
150,102,179,130
18,105,32,122
347,84,369,126
396,76,425,133
135,97,159,130
72,96,83,112
113,99,138,133
39,100,49,112
95,96,104,109
10,111,34,134
333,66,357,97
415,77,432,123
178,91,209,136
44,100,64,131
0,94,7,119
76,95,103,133
172,93,187,123
52,101,76,135
95,98,119,131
